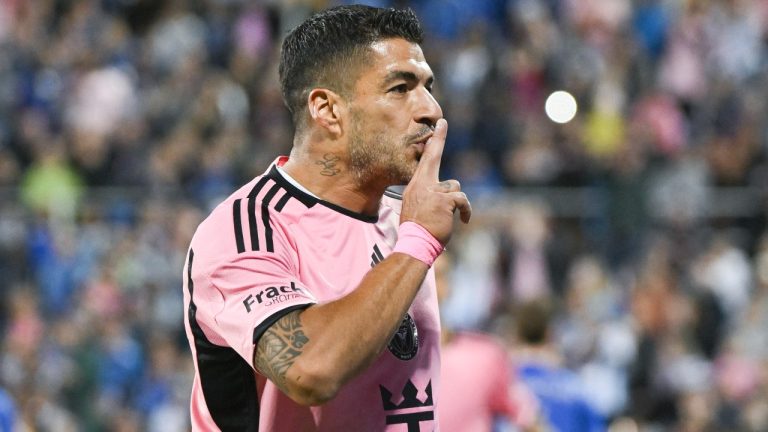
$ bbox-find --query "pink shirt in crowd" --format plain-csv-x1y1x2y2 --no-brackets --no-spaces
439,332,539,432
439,332,515,432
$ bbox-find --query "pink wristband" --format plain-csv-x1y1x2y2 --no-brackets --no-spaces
392,221,444,266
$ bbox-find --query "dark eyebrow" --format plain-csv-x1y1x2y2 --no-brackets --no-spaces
382,70,434,87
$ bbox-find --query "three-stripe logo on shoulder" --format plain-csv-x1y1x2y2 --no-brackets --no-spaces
232,178,293,254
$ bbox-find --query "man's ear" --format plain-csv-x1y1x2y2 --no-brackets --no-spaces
307,88,345,136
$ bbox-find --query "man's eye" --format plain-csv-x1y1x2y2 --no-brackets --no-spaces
390,84,408,93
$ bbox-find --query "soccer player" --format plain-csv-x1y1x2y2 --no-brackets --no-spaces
435,253,540,432
513,299,606,432
182,5,471,431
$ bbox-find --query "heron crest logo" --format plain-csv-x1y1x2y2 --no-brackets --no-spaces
388,313,418,360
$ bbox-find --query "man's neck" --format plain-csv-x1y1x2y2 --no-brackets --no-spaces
281,146,385,216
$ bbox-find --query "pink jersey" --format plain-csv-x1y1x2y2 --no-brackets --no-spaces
183,156,441,431
438,332,517,432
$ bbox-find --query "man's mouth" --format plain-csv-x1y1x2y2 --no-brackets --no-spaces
411,134,432,150
411,140,427,160
409,128,433,161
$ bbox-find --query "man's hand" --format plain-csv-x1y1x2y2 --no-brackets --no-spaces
400,119,471,245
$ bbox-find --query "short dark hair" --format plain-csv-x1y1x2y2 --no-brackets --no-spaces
515,299,553,345
279,5,424,127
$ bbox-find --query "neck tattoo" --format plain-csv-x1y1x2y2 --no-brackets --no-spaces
316,153,341,176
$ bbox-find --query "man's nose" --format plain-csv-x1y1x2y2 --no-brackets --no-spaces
414,87,443,126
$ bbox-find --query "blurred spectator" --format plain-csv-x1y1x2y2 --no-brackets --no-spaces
134,333,191,432
440,222,501,331
436,253,538,432
560,255,633,418
657,0,708,105
690,233,752,325
20,141,84,222
0,386,16,432
498,200,566,302
510,298,606,432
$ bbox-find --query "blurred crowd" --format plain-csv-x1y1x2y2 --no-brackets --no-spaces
1,0,768,430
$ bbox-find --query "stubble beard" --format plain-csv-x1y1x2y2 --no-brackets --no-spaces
348,114,417,188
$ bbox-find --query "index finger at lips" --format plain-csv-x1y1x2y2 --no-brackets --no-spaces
414,119,447,182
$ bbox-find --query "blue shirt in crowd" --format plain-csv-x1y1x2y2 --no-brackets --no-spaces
0,388,16,432
518,363,605,432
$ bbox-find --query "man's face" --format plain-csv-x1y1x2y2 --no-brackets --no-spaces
346,38,443,187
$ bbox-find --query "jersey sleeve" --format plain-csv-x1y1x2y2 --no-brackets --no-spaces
205,228,317,368
508,369,541,429
487,341,518,418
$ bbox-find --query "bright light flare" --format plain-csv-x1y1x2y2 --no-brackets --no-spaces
545,90,578,124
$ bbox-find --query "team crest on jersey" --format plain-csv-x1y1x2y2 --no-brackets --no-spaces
388,313,419,360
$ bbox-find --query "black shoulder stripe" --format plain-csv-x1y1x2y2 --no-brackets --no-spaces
274,192,291,212
247,195,260,252
248,176,270,199
233,199,246,254
243,176,270,253
235,173,305,255
267,165,317,208
186,249,260,431
261,183,281,253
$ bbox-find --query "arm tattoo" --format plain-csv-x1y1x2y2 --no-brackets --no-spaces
254,310,309,390
315,153,341,176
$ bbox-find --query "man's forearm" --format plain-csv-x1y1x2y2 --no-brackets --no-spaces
262,252,429,405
